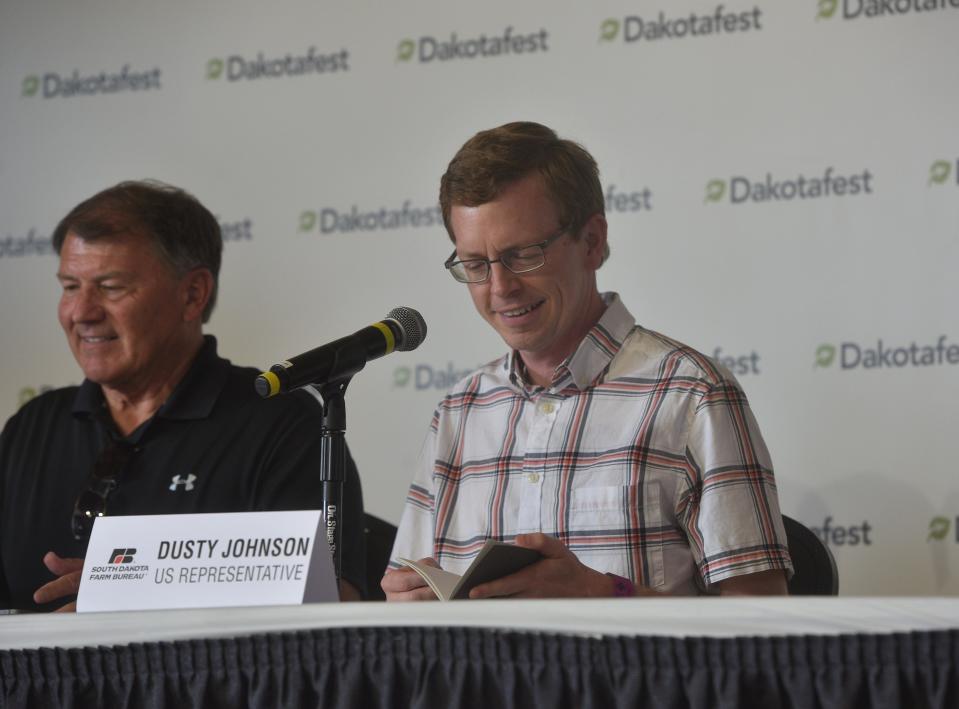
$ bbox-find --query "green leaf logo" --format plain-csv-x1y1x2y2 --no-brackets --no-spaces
393,366,411,387
396,39,415,62
705,179,726,203
22,76,39,97
599,19,620,42
206,58,224,80
814,344,836,368
817,0,838,19
17,387,37,407
928,516,950,541
299,211,317,232
929,160,951,186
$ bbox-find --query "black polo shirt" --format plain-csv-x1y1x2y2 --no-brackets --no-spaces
0,336,365,611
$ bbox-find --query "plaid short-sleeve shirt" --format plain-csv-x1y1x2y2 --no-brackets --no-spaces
392,294,792,594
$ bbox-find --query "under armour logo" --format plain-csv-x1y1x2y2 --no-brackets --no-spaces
169,474,197,492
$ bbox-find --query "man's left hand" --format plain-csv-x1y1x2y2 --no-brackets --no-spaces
468,533,616,599
33,551,83,612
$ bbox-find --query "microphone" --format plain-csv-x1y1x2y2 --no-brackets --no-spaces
255,306,427,397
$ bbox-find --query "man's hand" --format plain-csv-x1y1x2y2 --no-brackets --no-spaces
469,533,626,599
381,558,440,601
33,552,84,612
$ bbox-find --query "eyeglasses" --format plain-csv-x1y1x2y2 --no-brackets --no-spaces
444,228,569,284
71,439,136,541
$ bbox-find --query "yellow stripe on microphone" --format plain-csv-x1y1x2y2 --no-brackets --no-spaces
372,321,396,354
260,371,281,397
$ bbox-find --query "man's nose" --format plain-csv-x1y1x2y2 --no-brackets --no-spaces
70,287,105,322
488,261,521,297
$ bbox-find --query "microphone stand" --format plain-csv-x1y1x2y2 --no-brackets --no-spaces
315,340,368,590
318,377,349,587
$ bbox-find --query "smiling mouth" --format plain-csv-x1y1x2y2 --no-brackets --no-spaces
500,301,544,318
79,335,118,343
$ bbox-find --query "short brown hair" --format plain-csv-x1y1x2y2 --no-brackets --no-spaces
439,122,606,259
52,180,222,322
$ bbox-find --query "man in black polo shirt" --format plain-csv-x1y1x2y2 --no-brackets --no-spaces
0,181,365,610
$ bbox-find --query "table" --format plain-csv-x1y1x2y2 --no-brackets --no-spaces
2,597,957,708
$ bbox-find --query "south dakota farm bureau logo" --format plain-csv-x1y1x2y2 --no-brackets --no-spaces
88,548,149,581
22,65,161,98
109,548,137,564
598,6,762,42
814,336,959,370
396,27,549,63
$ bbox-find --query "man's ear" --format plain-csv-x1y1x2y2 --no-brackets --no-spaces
180,268,214,323
581,213,608,270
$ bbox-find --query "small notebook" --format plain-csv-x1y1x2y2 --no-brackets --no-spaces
398,540,542,600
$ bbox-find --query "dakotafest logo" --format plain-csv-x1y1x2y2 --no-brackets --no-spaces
712,347,761,376
18,385,54,408
299,200,441,235
396,26,549,64
1,229,53,259
394,363,479,390
605,184,653,213
810,517,873,546
929,159,958,187
219,217,253,242
928,516,959,542
814,335,959,370
2,222,248,258
206,46,349,82
598,5,762,43
21,65,161,99
704,166,873,205
817,0,958,21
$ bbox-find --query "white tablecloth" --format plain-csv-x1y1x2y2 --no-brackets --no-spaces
2,596,957,651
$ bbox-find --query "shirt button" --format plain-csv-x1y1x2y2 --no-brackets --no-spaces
539,402,555,414
527,473,541,483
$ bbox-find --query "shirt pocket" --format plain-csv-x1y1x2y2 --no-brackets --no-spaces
568,482,665,589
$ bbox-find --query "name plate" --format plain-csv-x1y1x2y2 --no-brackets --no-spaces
76,510,337,613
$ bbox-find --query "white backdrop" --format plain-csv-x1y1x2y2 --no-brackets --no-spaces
1,0,957,595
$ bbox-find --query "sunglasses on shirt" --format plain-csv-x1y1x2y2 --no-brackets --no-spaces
71,439,136,542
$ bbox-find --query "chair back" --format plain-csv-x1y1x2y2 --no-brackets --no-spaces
782,515,839,595
364,513,398,601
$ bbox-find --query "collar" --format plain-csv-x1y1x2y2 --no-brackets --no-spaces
506,292,636,393
72,335,230,437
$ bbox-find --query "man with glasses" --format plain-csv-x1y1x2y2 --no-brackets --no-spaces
0,181,365,610
384,122,791,599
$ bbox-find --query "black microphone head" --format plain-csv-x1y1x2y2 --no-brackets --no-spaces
385,307,427,351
